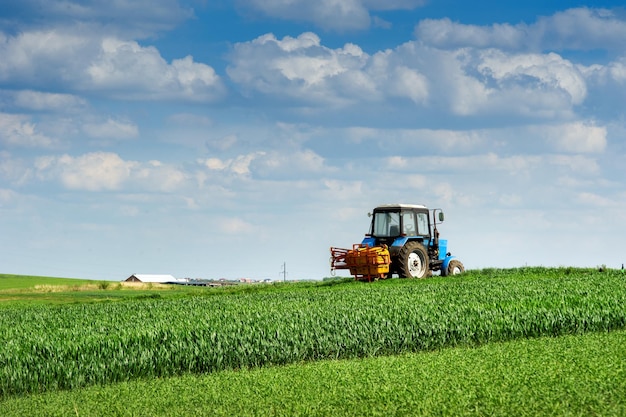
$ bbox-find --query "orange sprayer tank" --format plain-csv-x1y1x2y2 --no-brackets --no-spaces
330,244,390,281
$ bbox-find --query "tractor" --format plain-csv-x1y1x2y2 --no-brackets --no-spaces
330,204,464,281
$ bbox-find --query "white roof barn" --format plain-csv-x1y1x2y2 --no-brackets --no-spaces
125,274,177,283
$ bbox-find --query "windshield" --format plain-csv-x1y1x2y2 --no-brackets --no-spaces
372,211,400,237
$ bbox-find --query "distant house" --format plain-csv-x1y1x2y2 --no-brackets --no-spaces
125,274,177,284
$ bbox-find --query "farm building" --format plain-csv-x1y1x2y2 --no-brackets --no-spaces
125,274,178,284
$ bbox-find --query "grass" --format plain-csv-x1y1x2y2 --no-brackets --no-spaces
0,273,205,305
0,274,96,290
1,329,624,416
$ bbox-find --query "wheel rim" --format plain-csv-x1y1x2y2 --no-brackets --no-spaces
407,252,424,277
451,266,462,275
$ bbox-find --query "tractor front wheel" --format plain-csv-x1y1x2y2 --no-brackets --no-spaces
397,242,429,278
443,259,465,276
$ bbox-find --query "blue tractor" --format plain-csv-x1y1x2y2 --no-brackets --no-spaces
331,204,464,280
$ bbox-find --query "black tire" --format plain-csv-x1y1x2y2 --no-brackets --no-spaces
443,259,464,276
397,241,429,278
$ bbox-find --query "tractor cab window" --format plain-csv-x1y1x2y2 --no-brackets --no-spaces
402,212,417,236
372,211,400,237
417,212,429,235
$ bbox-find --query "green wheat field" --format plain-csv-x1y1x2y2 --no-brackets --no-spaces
1,268,625,416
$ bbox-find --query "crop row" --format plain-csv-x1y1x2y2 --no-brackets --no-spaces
1,268,625,397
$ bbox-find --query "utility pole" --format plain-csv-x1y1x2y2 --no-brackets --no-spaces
280,262,287,282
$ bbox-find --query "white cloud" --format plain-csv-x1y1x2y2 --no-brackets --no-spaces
134,160,188,192
218,217,255,234
416,18,528,50
576,191,615,207
362,0,426,10
415,8,626,52
238,0,371,31
0,30,225,102
11,90,87,111
34,152,188,192
0,188,18,206
228,33,433,106
343,126,486,154
228,32,591,118
477,51,587,105
5,0,193,38
228,33,370,105
0,30,94,85
608,59,626,83
0,113,56,147
252,149,332,179
323,179,363,200
538,8,626,51
582,57,626,86
35,152,136,191
380,152,604,187
413,46,587,117
0,152,32,186
82,118,139,140
87,39,225,101
388,66,428,104
535,122,607,153
201,152,266,176
238,0,426,31
167,113,213,127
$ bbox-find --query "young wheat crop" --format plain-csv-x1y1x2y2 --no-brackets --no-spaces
1,268,624,398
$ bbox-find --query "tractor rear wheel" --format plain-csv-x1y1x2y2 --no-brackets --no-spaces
443,259,465,276
397,242,429,278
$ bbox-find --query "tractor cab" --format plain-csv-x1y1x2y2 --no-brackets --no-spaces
367,204,431,245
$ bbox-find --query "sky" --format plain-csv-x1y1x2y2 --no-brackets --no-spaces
1,0,626,281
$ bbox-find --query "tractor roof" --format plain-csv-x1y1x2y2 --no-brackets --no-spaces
374,203,428,210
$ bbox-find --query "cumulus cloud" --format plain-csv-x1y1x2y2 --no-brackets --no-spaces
340,126,486,155
4,0,193,38
416,18,529,50
218,217,256,234
392,44,588,117
228,33,366,103
0,113,56,147
135,160,188,192
537,122,607,153
86,39,225,101
323,179,363,200
35,152,136,191
227,31,595,118
575,191,615,207
11,90,87,112
581,57,626,89
228,32,429,106
415,8,626,52
200,152,266,176
387,66,429,104
0,30,225,102
197,148,331,180
237,0,426,31
252,149,331,179
315,121,609,163
0,152,32,186
0,188,18,206
477,51,586,104
34,152,188,192
82,118,139,140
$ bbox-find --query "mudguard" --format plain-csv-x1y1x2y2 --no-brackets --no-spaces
442,255,457,272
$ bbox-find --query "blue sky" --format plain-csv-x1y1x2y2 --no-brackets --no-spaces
1,0,625,280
